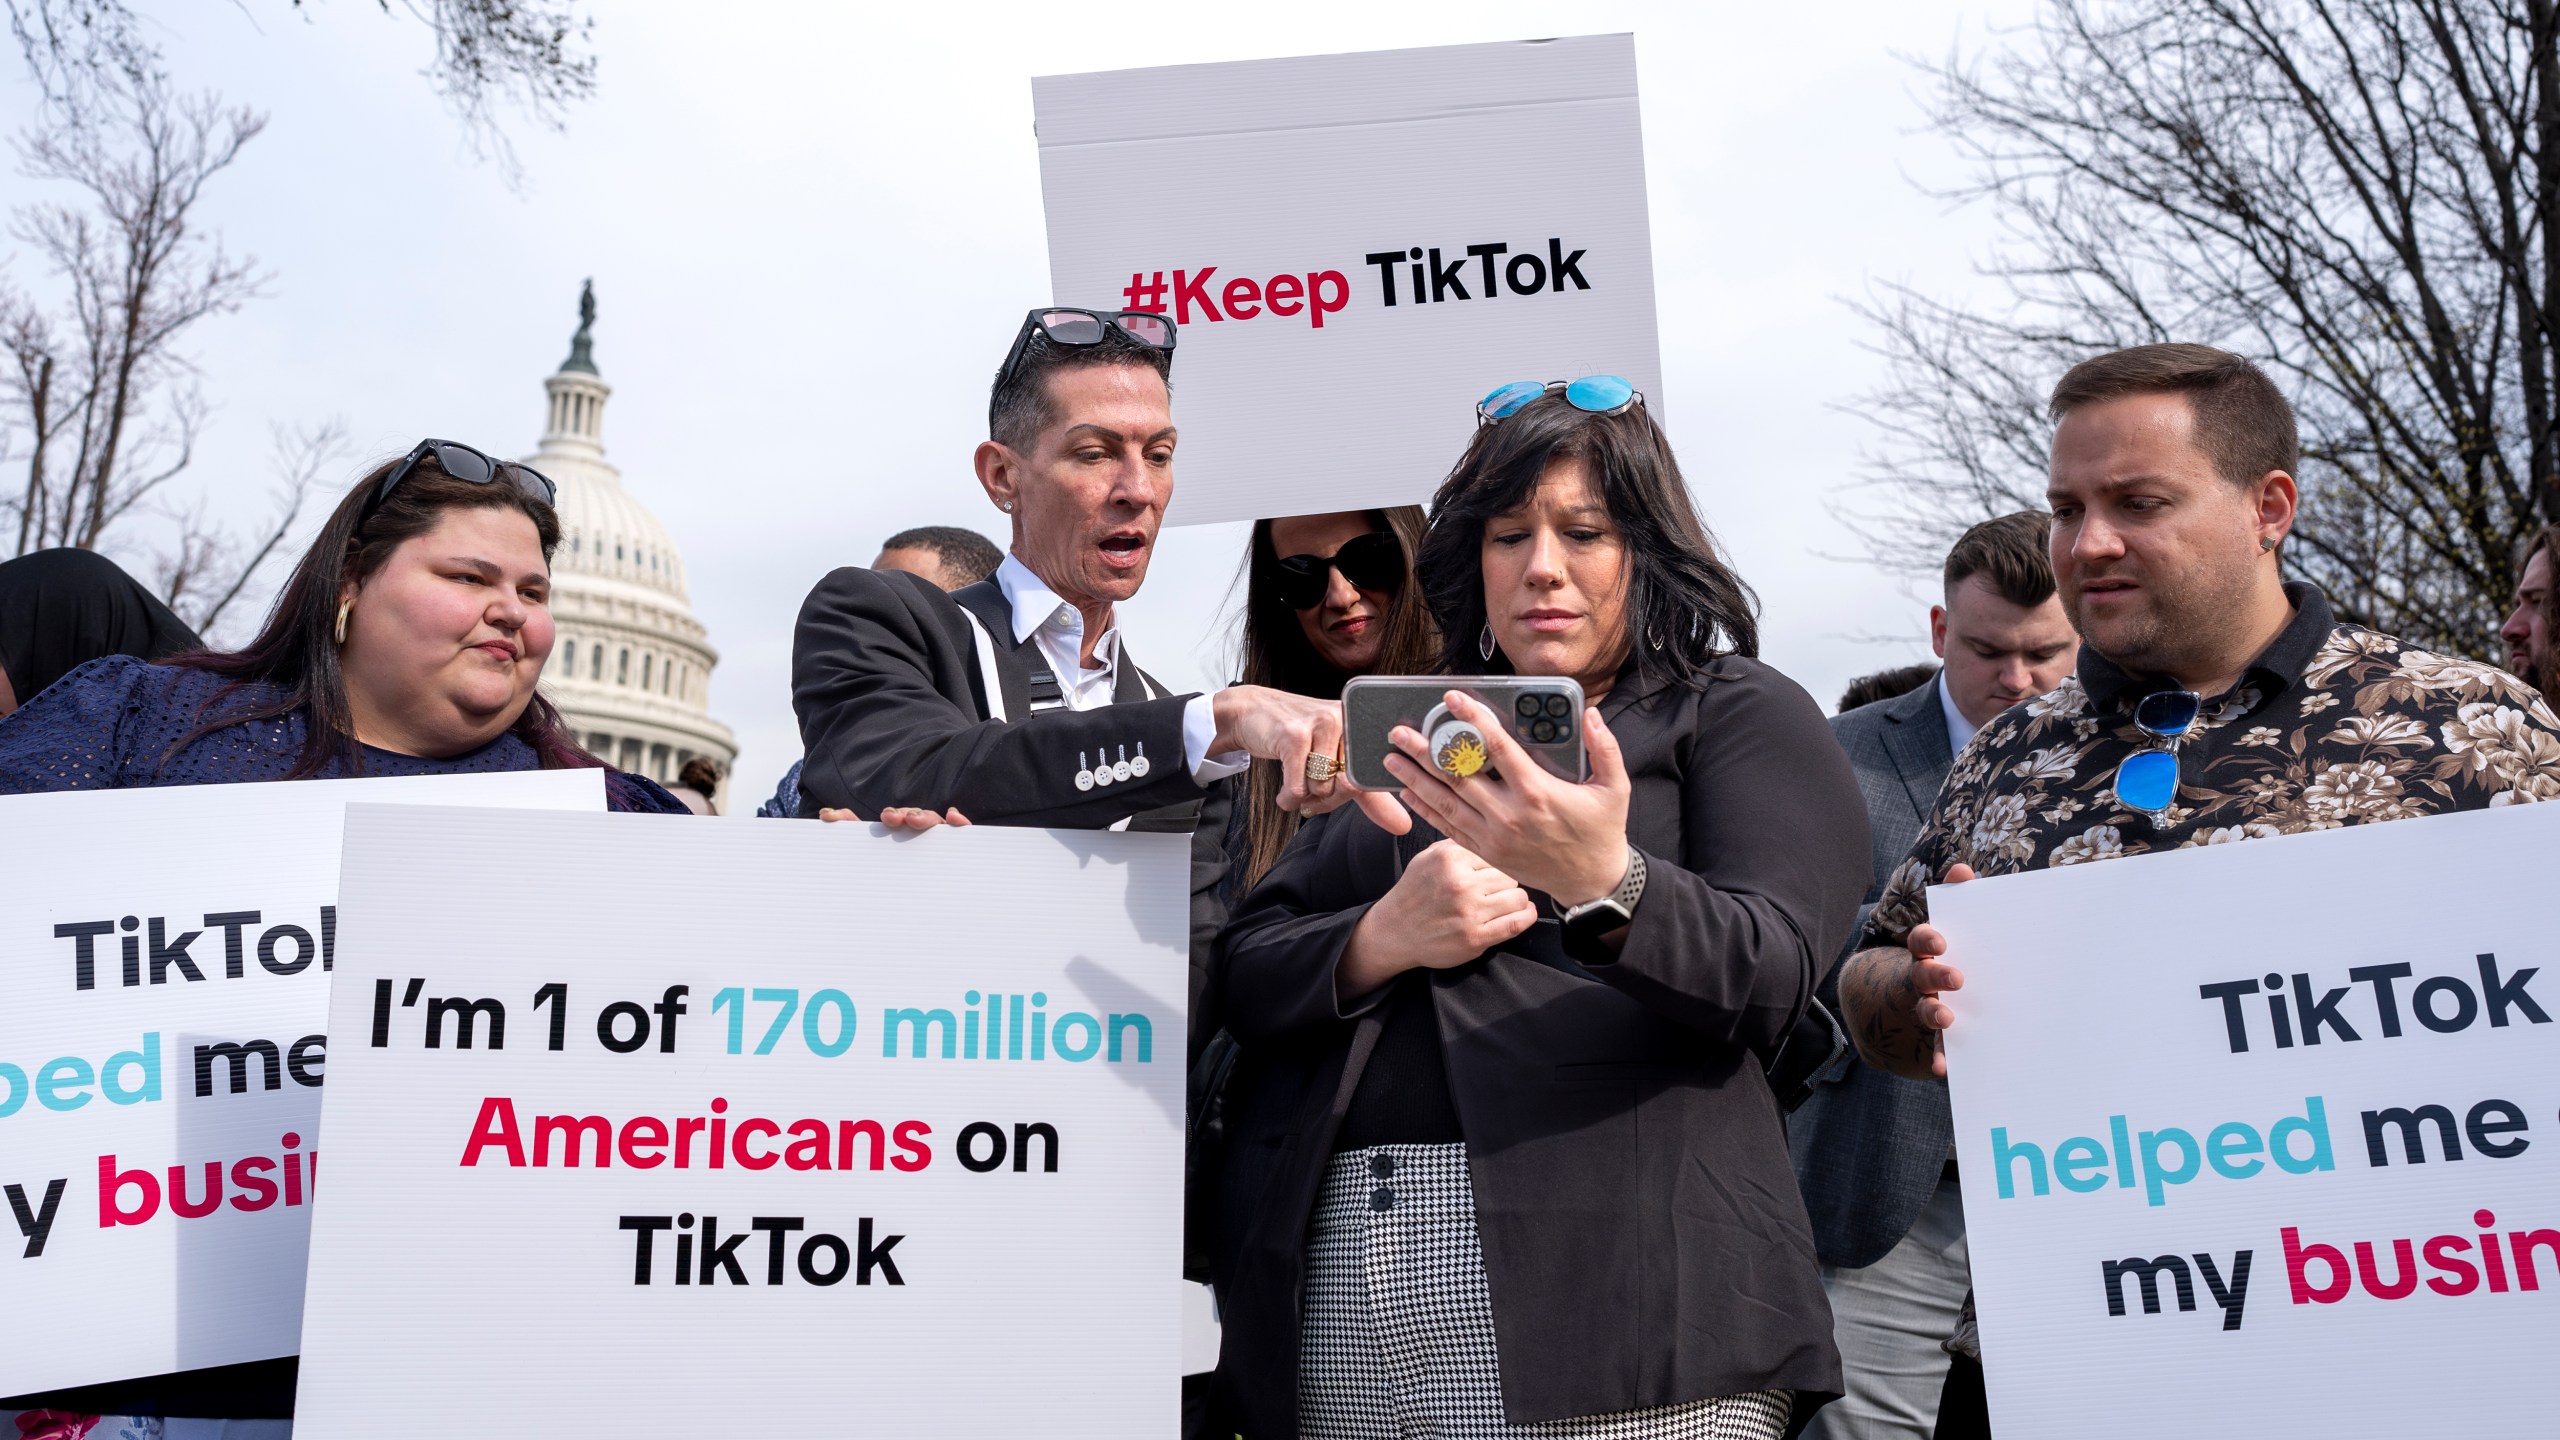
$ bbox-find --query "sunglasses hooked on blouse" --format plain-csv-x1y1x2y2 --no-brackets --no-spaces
1267,531,1406,611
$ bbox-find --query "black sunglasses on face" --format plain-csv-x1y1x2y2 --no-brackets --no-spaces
366,439,557,520
1269,530,1405,610
991,308,1178,418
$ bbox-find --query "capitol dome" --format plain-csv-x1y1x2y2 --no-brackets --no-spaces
527,283,738,803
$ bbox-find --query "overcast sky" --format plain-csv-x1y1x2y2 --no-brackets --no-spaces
7,0,2039,805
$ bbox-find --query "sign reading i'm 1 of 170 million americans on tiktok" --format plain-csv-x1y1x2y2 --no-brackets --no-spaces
293,806,1190,1437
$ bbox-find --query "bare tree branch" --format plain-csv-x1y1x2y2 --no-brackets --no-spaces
1848,0,2560,661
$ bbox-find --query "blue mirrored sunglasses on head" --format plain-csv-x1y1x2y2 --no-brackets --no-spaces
1476,375,1643,425
2112,689,2204,819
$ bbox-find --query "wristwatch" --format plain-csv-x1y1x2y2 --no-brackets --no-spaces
1560,845,1647,962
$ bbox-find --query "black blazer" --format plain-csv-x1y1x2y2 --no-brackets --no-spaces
791,565,1233,1049
1789,676,1960,1267
1211,657,1871,1434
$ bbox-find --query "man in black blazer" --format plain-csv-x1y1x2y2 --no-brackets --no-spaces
792,306,1360,1039
1791,512,2074,1440
790,309,1372,1438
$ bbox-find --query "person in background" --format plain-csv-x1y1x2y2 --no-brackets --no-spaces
675,755,723,815
1213,377,1869,1439
1791,511,2076,1440
871,524,1004,591
1227,505,1437,896
0,547,202,717
755,524,1006,818
1837,344,2560,1438
0,441,684,1434
2501,523,2559,698
1835,662,1937,715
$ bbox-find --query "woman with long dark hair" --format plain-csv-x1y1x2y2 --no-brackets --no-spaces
0,439,683,805
1211,381,1870,1438
1230,506,1437,893
0,441,680,1429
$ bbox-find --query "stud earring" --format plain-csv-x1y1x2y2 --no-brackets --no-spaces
1478,622,1496,662
334,599,352,646
2260,535,2276,552
999,500,1013,513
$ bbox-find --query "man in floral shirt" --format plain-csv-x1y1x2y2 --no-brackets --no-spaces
1836,341,2560,1437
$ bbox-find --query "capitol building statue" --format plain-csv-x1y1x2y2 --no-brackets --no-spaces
526,283,737,802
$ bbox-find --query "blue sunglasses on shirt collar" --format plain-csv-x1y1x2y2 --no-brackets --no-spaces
2113,689,2204,819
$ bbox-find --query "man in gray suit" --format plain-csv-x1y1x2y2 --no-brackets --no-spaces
1794,512,2076,1439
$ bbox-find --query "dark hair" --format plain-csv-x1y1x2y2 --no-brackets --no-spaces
677,756,723,798
987,324,1172,452
879,525,1004,587
1944,510,2056,609
1234,507,1439,889
2047,343,2298,486
164,452,596,779
2523,526,2560,695
1417,392,1757,685
1837,662,1939,715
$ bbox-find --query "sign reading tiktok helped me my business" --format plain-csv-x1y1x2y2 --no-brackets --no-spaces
0,772,604,1397
1934,802,2558,1439
292,807,1190,1437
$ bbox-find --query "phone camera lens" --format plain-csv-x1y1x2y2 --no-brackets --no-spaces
1529,719,1557,742
1544,694,1573,718
1515,693,1541,718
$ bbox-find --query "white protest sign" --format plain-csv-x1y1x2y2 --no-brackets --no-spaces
295,806,1189,1436
1035,34,1661,526
1933,803,2558,1439
0,771,603,1397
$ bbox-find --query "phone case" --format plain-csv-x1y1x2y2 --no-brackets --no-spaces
1341,675,1588,791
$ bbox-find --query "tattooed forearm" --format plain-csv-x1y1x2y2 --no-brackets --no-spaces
1839,945,1943,1082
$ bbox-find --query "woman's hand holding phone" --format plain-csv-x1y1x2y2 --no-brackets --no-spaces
1382,689,1633,907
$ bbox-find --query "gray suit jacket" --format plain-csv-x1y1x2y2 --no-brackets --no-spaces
1788,674,1959,1269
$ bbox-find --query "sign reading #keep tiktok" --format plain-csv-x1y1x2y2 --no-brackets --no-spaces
1035,34,1664,525
1934,802,2559,1439
292,807,1189,1436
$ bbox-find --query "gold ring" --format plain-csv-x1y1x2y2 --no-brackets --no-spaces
1304,751,1338,783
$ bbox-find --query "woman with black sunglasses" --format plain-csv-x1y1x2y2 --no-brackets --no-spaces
1208,384,1870,1439
1228,506,1438,894
0,440,685,806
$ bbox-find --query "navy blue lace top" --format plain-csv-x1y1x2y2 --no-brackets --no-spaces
0,655,686,812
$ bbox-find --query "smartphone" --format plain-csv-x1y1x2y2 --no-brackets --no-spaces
1341,675,1589,791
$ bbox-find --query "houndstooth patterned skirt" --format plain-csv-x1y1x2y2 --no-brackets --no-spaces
1300,1143,1792,1440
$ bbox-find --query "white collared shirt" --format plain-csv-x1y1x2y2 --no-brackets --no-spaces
1937,670,1980,756
994,555,1246,783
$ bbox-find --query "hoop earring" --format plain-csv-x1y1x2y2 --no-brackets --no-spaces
1478,622,1496,662
1648,626,1664,652
334,599,352,646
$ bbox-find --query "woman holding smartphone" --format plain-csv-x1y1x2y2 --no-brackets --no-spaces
1210,379,1871,1438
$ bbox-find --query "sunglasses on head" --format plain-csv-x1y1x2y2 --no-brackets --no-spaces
2112,689,2203,821
1268,530,1405,611
366,439,557,520
1476,375,1644,426
992,307,1179,411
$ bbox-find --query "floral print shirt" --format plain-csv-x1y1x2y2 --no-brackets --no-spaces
1862,583,2560,951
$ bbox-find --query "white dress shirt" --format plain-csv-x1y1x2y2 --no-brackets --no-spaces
994,555,1247,783
1937,670,1980,756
